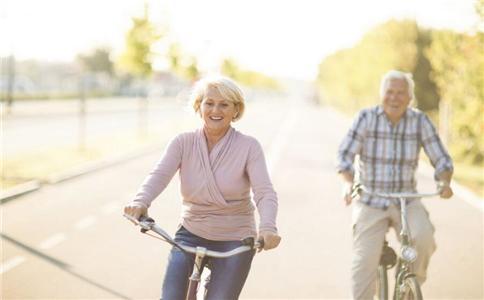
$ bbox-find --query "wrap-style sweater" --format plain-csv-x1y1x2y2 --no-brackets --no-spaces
133,127,278,241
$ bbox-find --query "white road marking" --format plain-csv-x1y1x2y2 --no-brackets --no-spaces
74,215,97,230
266,109,300,174
0,256,26,274
101,201,121,215
38,233,66,250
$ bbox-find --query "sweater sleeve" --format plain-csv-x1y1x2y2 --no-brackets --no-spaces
246,138,278,234
132,135,183,208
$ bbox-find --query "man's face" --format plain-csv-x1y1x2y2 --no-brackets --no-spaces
382,78,411,123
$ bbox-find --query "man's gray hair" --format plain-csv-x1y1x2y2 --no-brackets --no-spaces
379,70,415,100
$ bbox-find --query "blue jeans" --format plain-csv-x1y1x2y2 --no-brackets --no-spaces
161,226,255,300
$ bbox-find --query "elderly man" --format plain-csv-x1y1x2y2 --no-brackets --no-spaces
336,70,454,299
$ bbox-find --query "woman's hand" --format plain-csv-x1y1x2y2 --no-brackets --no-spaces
123,202,148,225
257,231,281,251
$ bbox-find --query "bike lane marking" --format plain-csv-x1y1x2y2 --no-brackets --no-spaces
2,211,112,274
101,201,121,215
38,233,67,250
74,215,97,230
0,256,26,274
266,108,300,174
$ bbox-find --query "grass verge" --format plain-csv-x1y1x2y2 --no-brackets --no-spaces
453,161,483,199
2,131,167,190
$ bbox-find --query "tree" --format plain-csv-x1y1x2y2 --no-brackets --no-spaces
77,48,113,75
221,58,279,89
118,4,160,78
166,43,199,81
427,29,483,163
317,20,439,111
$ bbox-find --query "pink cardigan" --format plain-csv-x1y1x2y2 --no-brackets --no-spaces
133,127,278,241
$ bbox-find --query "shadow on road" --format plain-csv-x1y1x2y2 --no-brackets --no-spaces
1,233,132,300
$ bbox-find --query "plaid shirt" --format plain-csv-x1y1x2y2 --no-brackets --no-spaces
337,105,453,208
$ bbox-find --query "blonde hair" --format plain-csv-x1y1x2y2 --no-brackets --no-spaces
190,75,245,121
380,70,415,100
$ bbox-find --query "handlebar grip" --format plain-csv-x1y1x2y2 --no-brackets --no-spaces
139,215,155,223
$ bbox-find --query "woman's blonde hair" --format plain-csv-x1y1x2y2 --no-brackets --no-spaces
190,75,245,121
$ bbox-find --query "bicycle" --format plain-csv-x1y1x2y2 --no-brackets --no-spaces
353,184,441,300
124,214,263,300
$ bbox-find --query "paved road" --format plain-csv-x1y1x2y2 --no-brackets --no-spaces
1,95,482,299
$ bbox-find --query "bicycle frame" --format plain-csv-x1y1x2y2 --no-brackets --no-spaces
124,214,261,300
355,185,440,300
394,195,420,300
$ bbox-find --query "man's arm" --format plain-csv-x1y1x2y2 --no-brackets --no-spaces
336,110,367,205
420,114,454,199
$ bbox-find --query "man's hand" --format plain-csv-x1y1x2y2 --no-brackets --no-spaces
257,231,281,251
437,171,453,199
438,182,453,199
342,182,353,206
339,171,354,206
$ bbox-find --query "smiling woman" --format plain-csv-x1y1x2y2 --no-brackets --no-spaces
190,76,245,151
124,75,281,299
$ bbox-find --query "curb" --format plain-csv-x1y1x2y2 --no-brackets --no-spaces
418,162,483,211
0,180,41,203
45,144,164,184
0,144,164,203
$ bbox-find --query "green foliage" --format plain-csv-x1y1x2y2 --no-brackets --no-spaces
477,0,484,22
317,16,483,166
221,58,280,89
118,6,161,78
317,20,438,111
427,29,484,164
77,48,113,75
166,43,199,81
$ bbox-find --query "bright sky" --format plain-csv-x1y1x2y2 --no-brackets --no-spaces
0,0,480,80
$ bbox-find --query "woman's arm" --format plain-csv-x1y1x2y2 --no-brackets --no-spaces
124,135,183,220
246,139,281,250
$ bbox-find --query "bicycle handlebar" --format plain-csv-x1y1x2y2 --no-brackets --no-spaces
355,184,441,199
124,214,263,257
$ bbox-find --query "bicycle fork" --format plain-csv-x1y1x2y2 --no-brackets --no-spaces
186,247,208,300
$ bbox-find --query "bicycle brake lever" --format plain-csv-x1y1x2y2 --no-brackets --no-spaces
138,216,155,233
123,214,155,233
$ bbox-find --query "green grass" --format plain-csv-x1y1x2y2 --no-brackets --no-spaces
2,131,167,189
453,161,484,199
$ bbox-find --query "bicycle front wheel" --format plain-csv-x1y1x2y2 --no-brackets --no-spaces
376,265,388,300
398,276,423,300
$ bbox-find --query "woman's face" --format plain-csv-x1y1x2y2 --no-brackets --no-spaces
200,86,238,134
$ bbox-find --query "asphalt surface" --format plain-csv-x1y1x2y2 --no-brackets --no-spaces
1,95,482,299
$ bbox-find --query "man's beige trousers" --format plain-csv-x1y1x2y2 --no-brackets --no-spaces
351,200,436,300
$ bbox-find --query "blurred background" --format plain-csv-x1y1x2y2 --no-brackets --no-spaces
1,0,483,299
